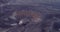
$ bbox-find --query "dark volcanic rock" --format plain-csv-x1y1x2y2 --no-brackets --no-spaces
0,0,60,32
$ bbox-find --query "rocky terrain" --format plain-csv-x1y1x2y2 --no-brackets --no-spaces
0,0,60,32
